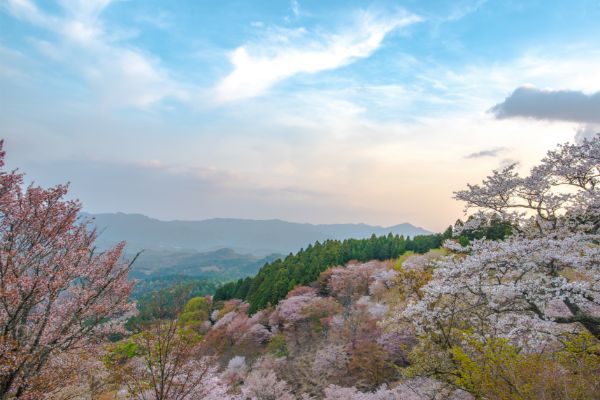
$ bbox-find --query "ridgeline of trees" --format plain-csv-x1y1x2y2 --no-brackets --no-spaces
215,230,452,312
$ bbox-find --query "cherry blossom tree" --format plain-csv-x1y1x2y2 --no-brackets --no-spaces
240,369,295,400
325,262,379,307
271,288,318,329
106,319,228,400
403,137,600,348
221,355,247,388
0,141,135,399
312,344,349,382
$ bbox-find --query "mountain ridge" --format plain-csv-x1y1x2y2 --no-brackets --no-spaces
85,212,432,256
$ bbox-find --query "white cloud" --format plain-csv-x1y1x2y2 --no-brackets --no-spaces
291,0,300,17
4,0,186,108
214,10,422,102
4,0,56,27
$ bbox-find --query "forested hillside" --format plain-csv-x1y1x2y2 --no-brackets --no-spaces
128,249,281,324
128,248,280,280
2,138,600,400
215,232,451,312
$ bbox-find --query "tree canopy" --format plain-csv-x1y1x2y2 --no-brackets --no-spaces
215,232,450,313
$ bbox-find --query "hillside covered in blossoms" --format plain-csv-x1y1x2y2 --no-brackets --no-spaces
2,137,600,399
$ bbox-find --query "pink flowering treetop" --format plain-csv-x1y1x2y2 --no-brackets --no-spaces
0,141,136,398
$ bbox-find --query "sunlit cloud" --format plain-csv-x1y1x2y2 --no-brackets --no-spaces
214,10,422,102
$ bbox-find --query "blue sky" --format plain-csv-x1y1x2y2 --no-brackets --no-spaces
1,0,600,230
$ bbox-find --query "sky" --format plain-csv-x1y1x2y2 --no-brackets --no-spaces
1,0,600,231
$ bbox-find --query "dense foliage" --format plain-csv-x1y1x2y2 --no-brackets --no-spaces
215,232,450,312
131,274,218,299
127,276,217,330
105,257,469,400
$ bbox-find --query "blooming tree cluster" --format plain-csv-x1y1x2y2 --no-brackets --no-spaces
95,136,600,399
173,259,425,398
90,252,477,399
0,141,135,398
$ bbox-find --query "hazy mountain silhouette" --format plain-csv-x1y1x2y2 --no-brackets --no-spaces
86,212,432,256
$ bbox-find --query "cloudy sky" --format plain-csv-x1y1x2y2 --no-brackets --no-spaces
1,0,599,231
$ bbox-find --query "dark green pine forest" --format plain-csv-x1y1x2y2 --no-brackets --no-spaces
215,230,452,312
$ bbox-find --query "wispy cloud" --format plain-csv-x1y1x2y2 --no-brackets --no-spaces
214,10,422,102
291,0,300,17
135,10,173,30
464,147,508,159
4,0,186,108
443,0,487,22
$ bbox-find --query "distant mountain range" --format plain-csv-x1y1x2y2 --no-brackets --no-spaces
85,212,432,256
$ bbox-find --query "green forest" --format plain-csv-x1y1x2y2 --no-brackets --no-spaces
215,231,451,312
